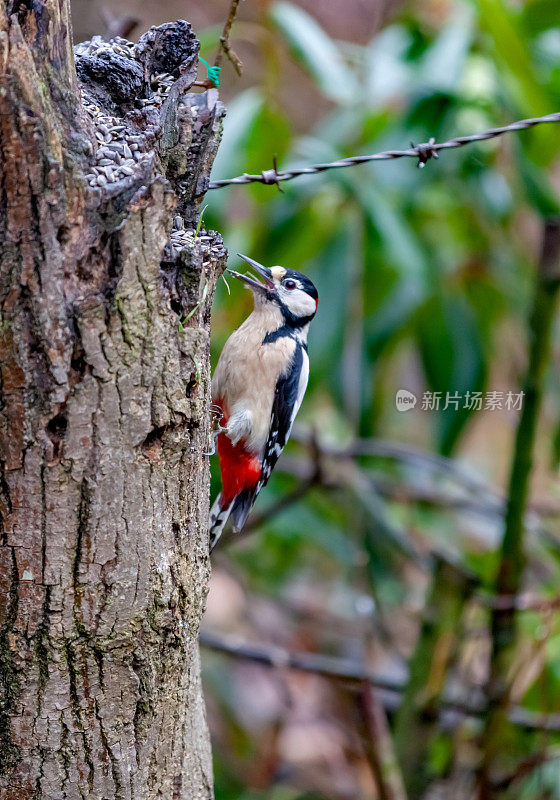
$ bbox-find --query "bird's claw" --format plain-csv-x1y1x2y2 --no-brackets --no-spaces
205,405,226,456
204,425,228,456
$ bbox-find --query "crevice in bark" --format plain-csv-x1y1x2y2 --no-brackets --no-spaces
94,692,124,799
35,585,51,709
132,649,152,769
69,342,88,388
63,636,97,798
141,421,187,458
92,645,105,693
73,477,90,598
46,412,68,441
40,460,47,579
0,462,12,543
0,547,20,774
45,413,68,464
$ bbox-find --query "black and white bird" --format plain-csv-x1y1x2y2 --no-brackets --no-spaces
209,254,318,550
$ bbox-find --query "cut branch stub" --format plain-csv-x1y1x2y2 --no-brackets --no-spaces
135,20,200,83
76,50,146,109
0,8,224,799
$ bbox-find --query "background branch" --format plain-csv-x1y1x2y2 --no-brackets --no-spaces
213,0,244,74
394,556,475,797
199,631,560,734
355,682,408,800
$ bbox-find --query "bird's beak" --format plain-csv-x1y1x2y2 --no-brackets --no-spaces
227,254,275,293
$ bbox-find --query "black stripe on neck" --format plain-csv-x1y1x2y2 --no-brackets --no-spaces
280,304,315,329
263,324,308,348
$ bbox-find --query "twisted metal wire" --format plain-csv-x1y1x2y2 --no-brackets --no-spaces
208,111,560,190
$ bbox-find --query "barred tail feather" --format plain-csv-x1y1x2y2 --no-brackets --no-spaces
209,493,234,551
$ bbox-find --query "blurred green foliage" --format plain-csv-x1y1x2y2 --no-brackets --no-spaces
200,0,560,797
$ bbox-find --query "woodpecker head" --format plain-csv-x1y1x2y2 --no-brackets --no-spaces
229,254,318,328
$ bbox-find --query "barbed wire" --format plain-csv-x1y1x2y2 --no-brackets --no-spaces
207,111,560,190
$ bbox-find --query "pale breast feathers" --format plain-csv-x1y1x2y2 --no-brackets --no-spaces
212,320,297,455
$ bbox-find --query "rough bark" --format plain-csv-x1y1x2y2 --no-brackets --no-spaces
0,3,225,798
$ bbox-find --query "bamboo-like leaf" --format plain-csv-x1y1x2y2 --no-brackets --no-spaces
270,1,360,103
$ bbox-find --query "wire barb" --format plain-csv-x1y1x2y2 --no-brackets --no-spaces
415,137,439,168
207,111,560,190
257,156,284,192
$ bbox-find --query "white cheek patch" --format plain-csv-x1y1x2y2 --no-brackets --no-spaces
282,288,317,318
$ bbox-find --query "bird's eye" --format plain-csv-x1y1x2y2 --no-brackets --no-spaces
283,279,297,290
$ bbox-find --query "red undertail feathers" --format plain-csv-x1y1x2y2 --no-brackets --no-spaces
215,400,261,506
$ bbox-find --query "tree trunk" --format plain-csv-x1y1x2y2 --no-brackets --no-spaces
0,4,224,798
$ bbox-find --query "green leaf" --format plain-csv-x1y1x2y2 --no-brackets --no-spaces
364,26,412,104
196,25,223,56
245,104,292,178
210,89,264,182
416,292,486,455
416,8,474,94
352,180,428,282
517,148,560,215
476,0,559,163
270,2,360,102
353,179,428,353
520,0,560,35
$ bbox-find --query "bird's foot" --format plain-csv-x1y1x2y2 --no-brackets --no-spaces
205,405,227,456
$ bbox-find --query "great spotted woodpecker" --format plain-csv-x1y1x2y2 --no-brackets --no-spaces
209,254,318,549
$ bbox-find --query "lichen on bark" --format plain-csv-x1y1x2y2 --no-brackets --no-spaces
0,3,224,798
